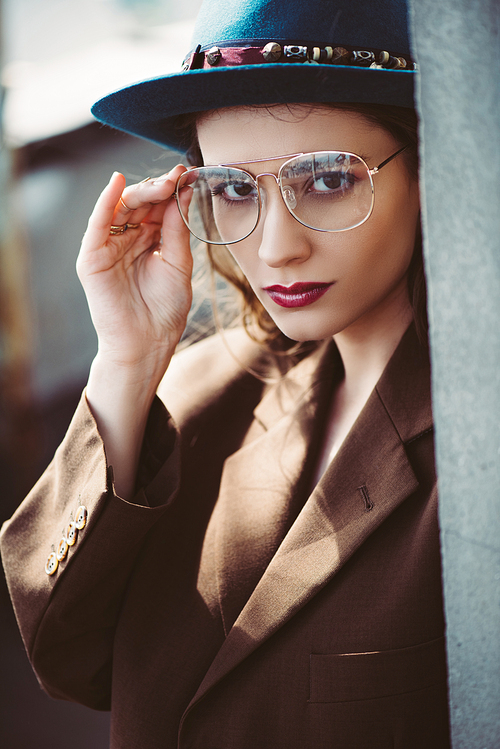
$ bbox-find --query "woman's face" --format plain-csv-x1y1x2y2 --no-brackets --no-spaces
197,106,420,342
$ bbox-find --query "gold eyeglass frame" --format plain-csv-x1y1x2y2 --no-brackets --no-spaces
174,145,408,245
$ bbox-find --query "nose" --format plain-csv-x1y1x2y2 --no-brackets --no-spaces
255,176,312,268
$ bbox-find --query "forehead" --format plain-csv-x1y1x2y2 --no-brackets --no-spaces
196,105,397,165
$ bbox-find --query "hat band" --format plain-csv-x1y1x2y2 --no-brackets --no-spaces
182,43,415,72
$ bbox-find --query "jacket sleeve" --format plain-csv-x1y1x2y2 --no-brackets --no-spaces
0,390,181,709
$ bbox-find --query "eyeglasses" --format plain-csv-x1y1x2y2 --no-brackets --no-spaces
174,145,408,245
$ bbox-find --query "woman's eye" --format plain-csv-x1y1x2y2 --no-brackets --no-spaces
211,182,256,201
308,172,353,193
227,183,255,199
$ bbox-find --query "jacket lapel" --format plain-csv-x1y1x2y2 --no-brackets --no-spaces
211,339,340,635
188,325,432,710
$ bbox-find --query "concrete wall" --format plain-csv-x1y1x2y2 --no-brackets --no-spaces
409,1,500,746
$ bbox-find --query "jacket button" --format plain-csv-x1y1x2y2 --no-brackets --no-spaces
66,521,78,546
56,537,69,561
45,552,58,576
75,505,88,530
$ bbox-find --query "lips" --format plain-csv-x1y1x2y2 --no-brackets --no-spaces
262,282,333,308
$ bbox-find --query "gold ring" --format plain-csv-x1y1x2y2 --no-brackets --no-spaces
109,223,141,235
119,196,133,211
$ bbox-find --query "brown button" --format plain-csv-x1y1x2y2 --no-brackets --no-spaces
45,552,58,576
66,521,78,546
75,505,88,530
56,537,69,561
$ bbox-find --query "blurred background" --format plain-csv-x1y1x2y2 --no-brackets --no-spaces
0,1,206,746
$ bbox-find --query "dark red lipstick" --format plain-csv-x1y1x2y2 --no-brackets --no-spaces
263,282,333,308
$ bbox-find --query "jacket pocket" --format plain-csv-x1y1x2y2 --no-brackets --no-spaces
309,636,447,703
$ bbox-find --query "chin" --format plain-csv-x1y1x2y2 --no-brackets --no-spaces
269,310,340,343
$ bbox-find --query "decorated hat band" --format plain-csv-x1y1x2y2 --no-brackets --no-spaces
183,43,416,72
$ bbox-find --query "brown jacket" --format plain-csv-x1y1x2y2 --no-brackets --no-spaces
1,325,450,748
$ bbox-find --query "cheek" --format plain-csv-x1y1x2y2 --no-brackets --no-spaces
226,243,260,287
355,189,419,267
328,196,419,301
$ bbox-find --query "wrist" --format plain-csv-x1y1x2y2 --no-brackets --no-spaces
87,355,167,421
90,347,175,398
85,352,176,500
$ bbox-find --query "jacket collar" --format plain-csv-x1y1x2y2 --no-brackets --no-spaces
184,324,432,716
252,338,340,432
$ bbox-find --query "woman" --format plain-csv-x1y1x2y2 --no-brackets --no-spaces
1,0,450,746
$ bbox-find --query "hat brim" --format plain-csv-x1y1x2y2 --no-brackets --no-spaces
91,63,415,152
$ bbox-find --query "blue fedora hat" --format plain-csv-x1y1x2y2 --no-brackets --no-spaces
91,0,416,152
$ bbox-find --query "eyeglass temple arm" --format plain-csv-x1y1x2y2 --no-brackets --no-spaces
371,144,410,174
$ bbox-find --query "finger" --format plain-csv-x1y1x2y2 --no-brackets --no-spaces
78,222,163,281
137,200,171,228
114,164,188,223
85,171,128,246
157,186,193,276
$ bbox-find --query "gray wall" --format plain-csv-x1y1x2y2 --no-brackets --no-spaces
409,1,500,746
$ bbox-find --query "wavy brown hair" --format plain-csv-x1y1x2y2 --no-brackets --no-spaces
173,103,427,350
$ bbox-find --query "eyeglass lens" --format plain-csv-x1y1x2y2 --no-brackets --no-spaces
175,152,375,245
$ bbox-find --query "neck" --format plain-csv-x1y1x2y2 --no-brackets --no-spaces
333,291,413,399
311,283,413,486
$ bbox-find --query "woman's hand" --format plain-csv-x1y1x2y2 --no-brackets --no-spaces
78,167,194,499
77,166,193,381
